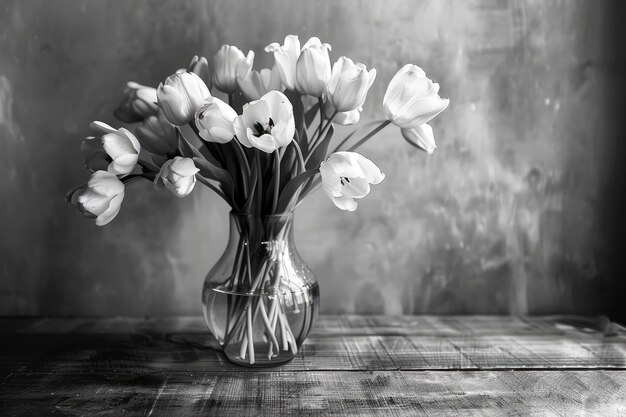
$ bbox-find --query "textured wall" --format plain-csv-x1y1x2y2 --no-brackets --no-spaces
0,0,623,316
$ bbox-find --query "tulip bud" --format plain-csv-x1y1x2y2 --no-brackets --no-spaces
82,121,141,176
154,156,200,198
233,90,295,153
213,45,254,94
136,111,178,156
187,55,211,90
383,64,449,128
295,37,332,96
195,97,237,144
67,170,125,226
113,82,158,123
319,151,385,211
326,57,377,112
157,72,211,125
401,124,436,154
265,35,301,91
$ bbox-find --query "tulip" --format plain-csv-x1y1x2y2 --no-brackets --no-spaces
401,124,436,154
154,156,199,198
69,170,125,226
237,65,282,101
319,151,385,211
213,45,254,94
157,72,211,125
82,121,141,176
324,100,361,125
265,35,301,91
195,97,237,144
136,110,178,156
383,64,449,128
233,90,295,153
114,82,159,123
187,55,211,89
294,37,332,96
326,57,377,112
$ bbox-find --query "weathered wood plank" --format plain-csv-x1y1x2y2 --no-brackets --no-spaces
2,370,625,416
2,316,625,376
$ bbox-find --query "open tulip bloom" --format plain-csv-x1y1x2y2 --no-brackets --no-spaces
67,35,449,364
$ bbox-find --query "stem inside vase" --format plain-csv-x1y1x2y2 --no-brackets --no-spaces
202,211,319,366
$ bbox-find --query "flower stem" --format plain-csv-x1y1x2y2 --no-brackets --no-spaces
346,120,392,152
195,175,230,204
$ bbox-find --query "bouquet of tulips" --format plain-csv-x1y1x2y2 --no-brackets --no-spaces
66,35,448,364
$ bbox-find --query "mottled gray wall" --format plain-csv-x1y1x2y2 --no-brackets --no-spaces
0,0,623,317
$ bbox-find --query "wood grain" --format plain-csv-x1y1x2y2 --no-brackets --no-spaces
1,315,625,415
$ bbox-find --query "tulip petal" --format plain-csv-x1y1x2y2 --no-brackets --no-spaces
401,124,437,154
331,196,358,211
95,192,124,226
248,132,278,153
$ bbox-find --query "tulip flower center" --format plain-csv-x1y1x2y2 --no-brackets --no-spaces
253,117,275,137
340,176,351,186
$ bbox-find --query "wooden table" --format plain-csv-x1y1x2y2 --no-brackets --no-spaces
1,315,626,415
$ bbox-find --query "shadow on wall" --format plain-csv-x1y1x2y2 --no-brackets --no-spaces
0,0,623,316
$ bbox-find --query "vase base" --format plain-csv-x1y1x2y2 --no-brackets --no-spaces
224,348,296,367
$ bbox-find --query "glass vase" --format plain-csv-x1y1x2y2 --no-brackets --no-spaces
202,211,319,367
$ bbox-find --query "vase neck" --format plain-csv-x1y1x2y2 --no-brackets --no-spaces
227,211,295,245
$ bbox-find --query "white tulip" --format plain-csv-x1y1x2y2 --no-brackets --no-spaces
265,35,301,91
319,151,385,211
82,121,140,177
237,66,282,101
326,56,376,112
70,170,125,226
295,37,332,96
213,45,254,94
154,156,200,198
195,97,237,144
157,72,211,125
233,90,295,153
114,82,158,123
383,64,449,128
401,124,437,154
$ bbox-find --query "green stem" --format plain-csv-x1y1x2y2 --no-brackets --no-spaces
291,135,306,173
195,175,230,204
345,120,392,152
271,150,281,214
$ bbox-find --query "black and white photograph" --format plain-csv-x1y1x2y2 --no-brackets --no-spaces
1,0,626,415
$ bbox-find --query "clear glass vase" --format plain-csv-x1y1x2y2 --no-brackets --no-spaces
202,211,319,367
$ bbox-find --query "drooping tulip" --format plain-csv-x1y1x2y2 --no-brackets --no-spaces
265,35,301,91
135,111,178,156
154,156,200,198
213,45,254,94
195,97,237,144
233,90,295,153
82,121,141,177
294,37,332,96
319,151,385,211
157,72,211,125
383,64,449,128
113,82,158,123
68,170,125,226
237,65,282,101
401,124,437,154
326,57,377,112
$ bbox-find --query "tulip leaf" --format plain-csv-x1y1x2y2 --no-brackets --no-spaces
192,156,235,202
304,102,320,128
276,169,318,213
305,124,334,171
